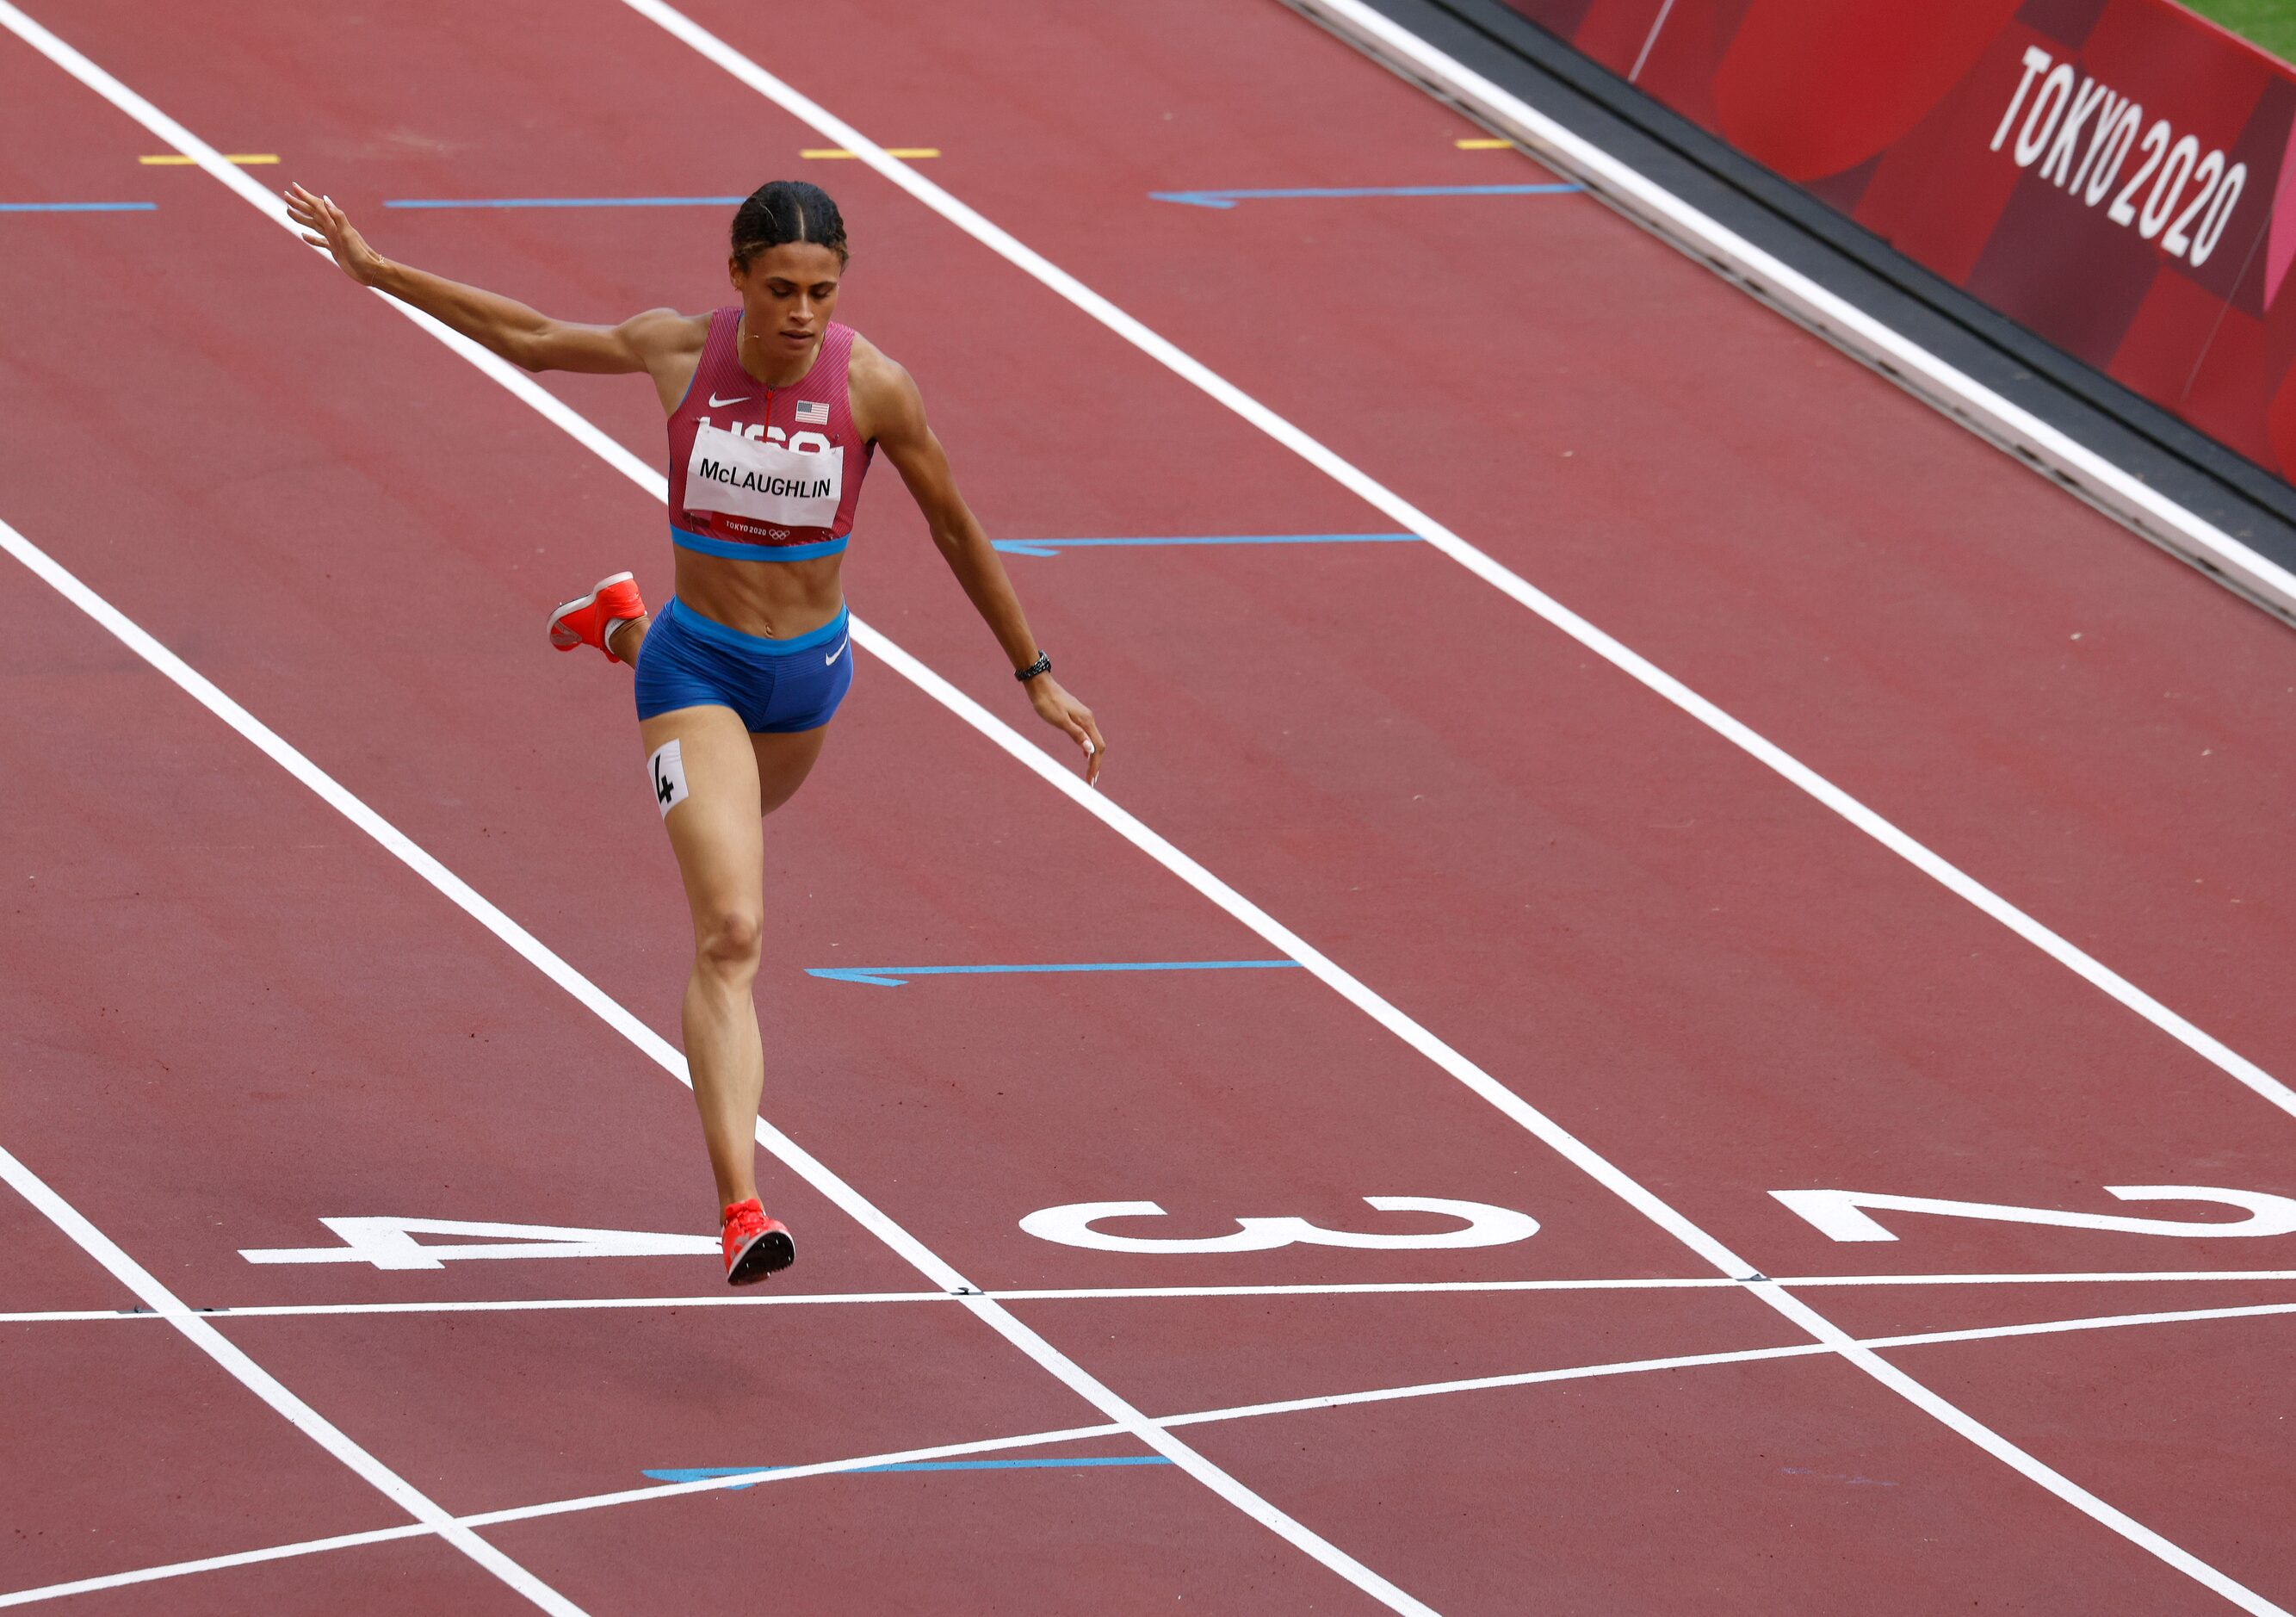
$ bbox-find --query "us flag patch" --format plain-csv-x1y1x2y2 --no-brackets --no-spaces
795,400,831,424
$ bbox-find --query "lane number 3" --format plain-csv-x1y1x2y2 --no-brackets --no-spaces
1018,1197,1540,1254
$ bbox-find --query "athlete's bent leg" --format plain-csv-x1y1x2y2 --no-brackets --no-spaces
549,573,648,663
641,703,770,1213
608,616,651,662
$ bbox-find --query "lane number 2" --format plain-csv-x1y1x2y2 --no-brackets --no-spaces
1771,1185,2296,1243
1018,1197,1540,1255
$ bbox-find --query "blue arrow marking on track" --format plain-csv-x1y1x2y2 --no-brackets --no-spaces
384,195,752,209
644,1457,1173,1490
807,960,1302,988
1151,183,1581,208
992,533,1419,557
1,201,157,212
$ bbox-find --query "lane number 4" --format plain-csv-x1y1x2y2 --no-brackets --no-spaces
239,1217,716,1270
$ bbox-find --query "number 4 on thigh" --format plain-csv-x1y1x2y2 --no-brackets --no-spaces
1771,1186,2296,1243
239,1217,718,1270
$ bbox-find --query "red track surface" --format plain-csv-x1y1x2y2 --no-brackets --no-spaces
3,1,2293,1611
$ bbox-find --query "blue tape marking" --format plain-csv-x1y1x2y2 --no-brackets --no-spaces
384,195,751,209
0,201,157,213
1152,183,1581,209
807,959,1301,988
644,1457,1173,1490
992,532,1419,558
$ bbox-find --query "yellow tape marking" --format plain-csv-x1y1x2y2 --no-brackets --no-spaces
140,153,279,165
801,147,939,159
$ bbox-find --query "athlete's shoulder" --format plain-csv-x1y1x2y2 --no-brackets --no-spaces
843,328,912,393
843,329,924,443
619,307,711,355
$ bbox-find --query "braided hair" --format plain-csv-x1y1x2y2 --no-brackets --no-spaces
730,181,849,270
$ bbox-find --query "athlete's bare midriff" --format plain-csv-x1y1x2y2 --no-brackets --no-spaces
671,547,845,641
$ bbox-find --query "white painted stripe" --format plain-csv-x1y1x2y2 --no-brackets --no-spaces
0,1422,1128,1610
1294,0,2296,623
1783,1268,2296,1288
454,1422,1129,1527
599,11,2292,1604
15,1293,2287,1609
0,1527,437,1612
0,15,1434,1613
2,4,2279,1611
0,1290,958,1323
1625,0,1674,83
0,1143,590,1616
0,521,1430,1617
10,1266,2293,1325
1167,1342,1836,1428
1868,1298,2296,1349
621,0,2296,1129
0,1279,1726,1323
1163,1297,2296,1428
1747,1276,2291,1614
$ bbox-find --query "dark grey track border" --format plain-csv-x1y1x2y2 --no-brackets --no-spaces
1283,0,2296,623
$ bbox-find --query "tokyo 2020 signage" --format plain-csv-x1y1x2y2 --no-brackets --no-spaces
1508,0,2296,482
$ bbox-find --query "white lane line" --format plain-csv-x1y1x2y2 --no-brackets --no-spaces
0,1527,437,1613
603,8,2294,1609
0,1143,589,1617
449,1422,1128,1527
1782,1269,2296,1288
1625,0,1675,83
0,1291,957,1323
18,1292,2289,1610
1164,1298,2296,1429
622,0,2296,1129
1169,1343,1836,1429
1296,0,2296,623
0,19,1433,1615
0,8,2275,1612
0,530,1426,1617
0,1278,1727,1323
1872,1299,2296,1350
16,1268,2293,1326
0,1422,1127,1610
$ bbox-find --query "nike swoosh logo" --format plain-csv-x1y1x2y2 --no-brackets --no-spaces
823,638,848,666
708,393,752,407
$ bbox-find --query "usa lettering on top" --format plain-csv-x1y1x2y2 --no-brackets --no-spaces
665,311,876,556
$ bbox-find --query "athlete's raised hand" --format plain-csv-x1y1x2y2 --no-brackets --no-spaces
283,183,386,286
1030,677,1107,787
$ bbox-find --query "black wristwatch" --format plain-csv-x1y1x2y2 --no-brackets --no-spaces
1015,650,1052,683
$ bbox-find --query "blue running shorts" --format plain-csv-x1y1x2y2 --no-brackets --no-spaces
633,597,854,734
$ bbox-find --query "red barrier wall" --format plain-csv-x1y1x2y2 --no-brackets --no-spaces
1507,0,2296,480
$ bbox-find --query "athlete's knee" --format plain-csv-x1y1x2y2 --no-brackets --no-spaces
693,908,764,977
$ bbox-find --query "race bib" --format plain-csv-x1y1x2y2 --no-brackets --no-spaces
684,421,844,529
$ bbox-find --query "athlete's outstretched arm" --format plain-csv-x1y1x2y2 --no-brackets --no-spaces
860,348,1108,784
282,184,695,384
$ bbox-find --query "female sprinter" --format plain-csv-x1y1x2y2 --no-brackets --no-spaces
282,179,1106,1285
